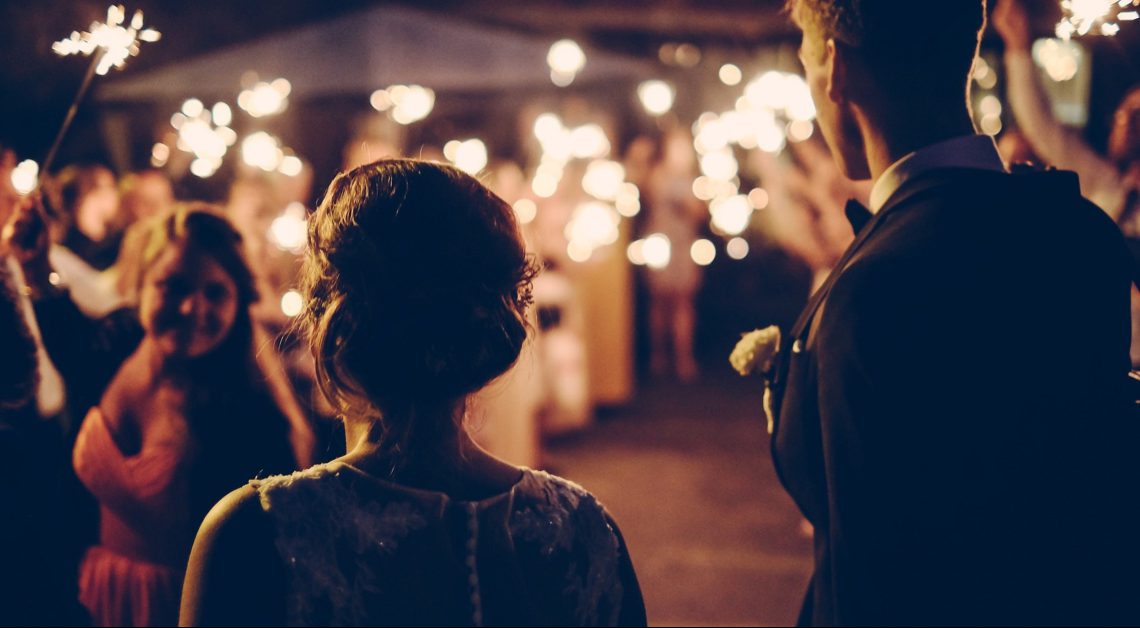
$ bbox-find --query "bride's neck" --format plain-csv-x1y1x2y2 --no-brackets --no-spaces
340,408,522,496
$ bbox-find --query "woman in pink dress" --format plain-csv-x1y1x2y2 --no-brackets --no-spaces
14,205,311,626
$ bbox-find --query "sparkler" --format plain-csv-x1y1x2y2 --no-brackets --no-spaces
1056,0,1139,39
40,6,160,188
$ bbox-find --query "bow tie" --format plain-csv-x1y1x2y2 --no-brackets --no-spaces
844,199,873,234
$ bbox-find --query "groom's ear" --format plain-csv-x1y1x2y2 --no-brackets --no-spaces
825,38,846,105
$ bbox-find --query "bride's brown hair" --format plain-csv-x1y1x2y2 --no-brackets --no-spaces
299,159,536,457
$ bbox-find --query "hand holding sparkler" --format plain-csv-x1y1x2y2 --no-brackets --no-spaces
1,194,54,295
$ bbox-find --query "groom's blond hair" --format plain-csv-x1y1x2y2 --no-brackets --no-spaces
787,0,987,102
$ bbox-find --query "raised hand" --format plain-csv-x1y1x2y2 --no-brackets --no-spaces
1,194,54,291
993,0,1032,52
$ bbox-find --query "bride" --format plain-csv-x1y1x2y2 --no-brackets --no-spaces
180,159,646,627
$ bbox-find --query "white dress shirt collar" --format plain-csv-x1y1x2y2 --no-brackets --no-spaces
868,134,1007,213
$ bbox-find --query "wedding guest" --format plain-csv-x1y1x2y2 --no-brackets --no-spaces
642,128,705,381
181,159,646,627
0,258,91,627
119,169,175,225
0,155,89,627
51,164,122,270
11,203,310,626
772,0,1139,624
995,0,1140,227
47,164,125,316
994,0,1140,365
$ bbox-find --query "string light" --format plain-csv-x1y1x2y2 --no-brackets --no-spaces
268,203,307,253
11,160,39,195
726,237,750,260
638,80,675,116
171,99,237,178
690,239,716,266
547,39,586,86
237,78,291,118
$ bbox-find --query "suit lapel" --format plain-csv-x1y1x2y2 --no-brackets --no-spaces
788,171,978,343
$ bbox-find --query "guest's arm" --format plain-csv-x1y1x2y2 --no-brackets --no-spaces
994,0,1125,215
180,485,287,627
31,291,141,412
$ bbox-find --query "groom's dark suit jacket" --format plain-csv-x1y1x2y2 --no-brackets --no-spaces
771,168,1140,626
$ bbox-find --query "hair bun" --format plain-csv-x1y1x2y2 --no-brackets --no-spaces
300,159,537,426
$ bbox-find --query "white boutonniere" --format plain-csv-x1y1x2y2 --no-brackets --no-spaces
729,325,781,433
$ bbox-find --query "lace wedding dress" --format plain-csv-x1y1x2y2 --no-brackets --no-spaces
250,461,643,626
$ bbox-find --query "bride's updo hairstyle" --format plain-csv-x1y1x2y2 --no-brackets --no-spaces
299,159,536,456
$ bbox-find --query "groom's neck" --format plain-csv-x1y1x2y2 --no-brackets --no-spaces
858,103,978,182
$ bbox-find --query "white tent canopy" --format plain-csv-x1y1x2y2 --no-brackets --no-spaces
97,5,652,102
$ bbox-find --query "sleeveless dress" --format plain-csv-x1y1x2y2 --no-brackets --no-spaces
250,461,645,626
72,407,194,627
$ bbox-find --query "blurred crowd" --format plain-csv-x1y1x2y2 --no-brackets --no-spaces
1,2,1138,618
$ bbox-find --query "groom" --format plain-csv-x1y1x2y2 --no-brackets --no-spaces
771,1,1140,625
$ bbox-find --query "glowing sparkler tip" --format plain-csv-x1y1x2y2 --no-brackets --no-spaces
53,5,160,73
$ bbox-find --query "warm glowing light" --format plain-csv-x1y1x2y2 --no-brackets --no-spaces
269,202,307,253
570,124,610,159
513,199,538,224
690,239,716,266
979,95,1003,117
567,240,593,262
211,102,232,127
787,119,815,143
281,290,303,317
582,160,626,201
448,138,488,174
973,57,999,90
532,174,559,198
52,5,161,76
700,149,739,181
172,99,235,177
150,143,169,167
1033,38,1083,82
710,195,752,235
237,78,291,118
1056,0,1138,38
674,43,701,68
980,114,1003,136
181,98,203,117
11,160,39,195
279,155,303,177
638,80,675,116
627,239,647,265
534,113,563,141
743,71,816,122
565,201,620,251
719,63,743,86
692,176,716,201
389,85,435,125
726,237,750,260
370,89,393,111
242,132,284,171
643,233,672,269
190,158,217,178
547,39,586,79
615,183,641,217
748,188,770,210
